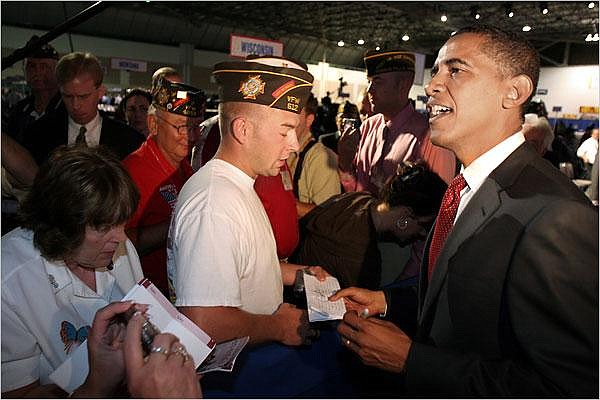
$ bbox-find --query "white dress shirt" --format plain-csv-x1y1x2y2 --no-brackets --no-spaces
456,132,526,221
67,112,102,146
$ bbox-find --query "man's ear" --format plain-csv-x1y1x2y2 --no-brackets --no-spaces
502,74,533,109
230,116,250,144
306,113,315,129
147,114,158,137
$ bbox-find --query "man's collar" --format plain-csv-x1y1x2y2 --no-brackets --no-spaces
68,111,100,130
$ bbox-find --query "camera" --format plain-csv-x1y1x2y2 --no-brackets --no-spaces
117,307,161,356
342,118,360,132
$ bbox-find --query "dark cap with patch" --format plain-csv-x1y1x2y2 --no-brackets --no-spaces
364,50,415,77
212,58,314,114
26,35,59,60
151,77,206,117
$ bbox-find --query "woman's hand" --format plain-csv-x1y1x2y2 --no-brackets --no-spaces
123,310,201,398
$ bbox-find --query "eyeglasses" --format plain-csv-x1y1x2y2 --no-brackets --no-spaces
155,114,200,135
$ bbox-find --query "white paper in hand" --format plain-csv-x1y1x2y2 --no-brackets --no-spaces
49,279,248,393
304,273,346,322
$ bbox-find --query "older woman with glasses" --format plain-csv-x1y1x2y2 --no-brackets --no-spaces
292,161,446,291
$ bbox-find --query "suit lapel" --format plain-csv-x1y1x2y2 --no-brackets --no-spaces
418,143,533,324
98,115,108,145
419,178,502,321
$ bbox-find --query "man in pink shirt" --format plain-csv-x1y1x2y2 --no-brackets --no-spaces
338,50,456,281
339,50,455,194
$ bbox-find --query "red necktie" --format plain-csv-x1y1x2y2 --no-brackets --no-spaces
428,174,467,280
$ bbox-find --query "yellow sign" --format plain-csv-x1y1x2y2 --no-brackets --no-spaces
579,106,599,114
562,113,578,119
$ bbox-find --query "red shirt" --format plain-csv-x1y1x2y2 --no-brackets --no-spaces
254,164,299,259
123,138,193,296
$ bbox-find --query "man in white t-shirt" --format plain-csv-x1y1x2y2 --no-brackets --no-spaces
168,57,354,397
577,127,599,178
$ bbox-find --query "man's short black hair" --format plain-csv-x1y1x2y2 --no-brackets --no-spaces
305,93,318,117
454,25,540,105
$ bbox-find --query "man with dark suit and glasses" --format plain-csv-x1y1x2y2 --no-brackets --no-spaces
332,25,598,397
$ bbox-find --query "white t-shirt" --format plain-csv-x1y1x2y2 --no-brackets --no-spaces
577,136,598,165
168,159,283,315
1,228,143,392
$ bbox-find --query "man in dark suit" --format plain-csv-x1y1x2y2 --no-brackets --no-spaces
23,52,144,165
332,25,598,397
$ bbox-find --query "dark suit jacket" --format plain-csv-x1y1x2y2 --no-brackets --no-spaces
23,107,144,165
401,143,598,397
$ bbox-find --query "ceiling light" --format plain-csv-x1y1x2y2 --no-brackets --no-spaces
505,3,514,18
441,14,448,22
540,2,549,14
471,6,480,20
594,33,600,41
337,40,344,47
402,34,410,41
450,31,457,36
375,46,381,51
588,2,595,8
522,25,532,32
586,33,593,41
358,39,365,45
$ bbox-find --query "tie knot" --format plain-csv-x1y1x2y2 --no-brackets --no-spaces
449,174,467,195
79,126,86,134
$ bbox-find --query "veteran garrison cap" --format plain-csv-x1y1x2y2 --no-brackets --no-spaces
364,50,415,77
151,77,206,117
26,35,59,60
212,57,314,114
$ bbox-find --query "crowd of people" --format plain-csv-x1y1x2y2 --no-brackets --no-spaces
1,24,598,398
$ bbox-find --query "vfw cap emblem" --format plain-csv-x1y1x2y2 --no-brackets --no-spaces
239,75,266,100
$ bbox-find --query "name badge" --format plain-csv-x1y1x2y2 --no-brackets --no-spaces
280,168,293,191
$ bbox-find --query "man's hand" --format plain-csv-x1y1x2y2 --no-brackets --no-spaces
304,265,330,282
124,310,201,398
273,303,318,346
329,287,386,317
337,310,411,373
280,262,330,285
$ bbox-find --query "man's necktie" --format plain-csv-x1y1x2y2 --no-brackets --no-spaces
428,174,467,280
76,126,87,146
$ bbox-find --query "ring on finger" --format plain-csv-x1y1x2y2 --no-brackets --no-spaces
172,345,190,362
150,346,169,355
